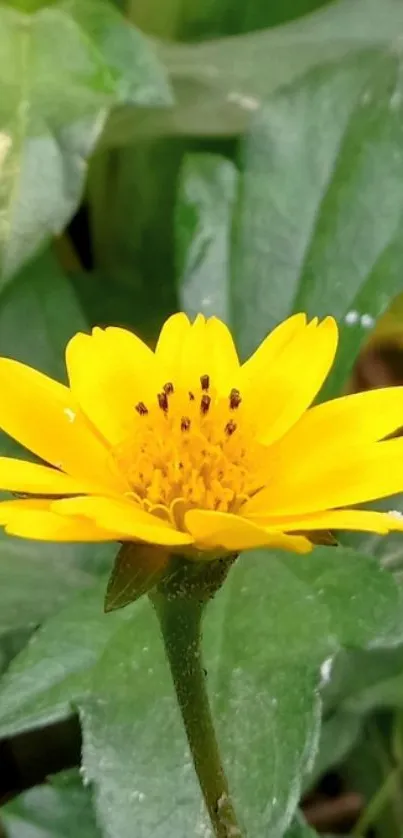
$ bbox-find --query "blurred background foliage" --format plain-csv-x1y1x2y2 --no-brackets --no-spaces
2,0,403,836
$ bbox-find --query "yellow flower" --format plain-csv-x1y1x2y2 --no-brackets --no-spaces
0,312,403,555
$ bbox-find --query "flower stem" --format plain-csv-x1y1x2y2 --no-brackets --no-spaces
152,589,242,837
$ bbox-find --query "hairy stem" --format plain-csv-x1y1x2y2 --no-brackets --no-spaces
152,590,242,837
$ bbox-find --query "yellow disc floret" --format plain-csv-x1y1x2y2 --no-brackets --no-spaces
113,374,265,527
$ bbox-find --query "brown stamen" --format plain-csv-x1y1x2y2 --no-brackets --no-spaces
158,392,169,412
229,388,242,409
189,391,195,401
200,374,210,391
225,420,237,436
163,382,174,395
135,402,148,416
200,394,211,415
181,416,191,431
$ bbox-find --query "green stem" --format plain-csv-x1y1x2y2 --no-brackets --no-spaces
152,590,242,838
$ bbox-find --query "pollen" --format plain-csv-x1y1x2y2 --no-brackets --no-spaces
200,394,211,415
113,379,263,526
157,392,169,412
229,388,242,409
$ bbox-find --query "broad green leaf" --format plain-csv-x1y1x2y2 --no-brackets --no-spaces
285,813,319,837
1,769,101,838
202,549,398,837
78,600,203,838
176,153,238,321
339,494,403,577
0,512,115,637
0,0,170,279
306,708,362,789
324,645,403,717
85,138,180,341
2,547,396,836
0,580,131,737
175,53,403,399
124,0,330,41
0,248,86,382
0,246,86,458
0,627,33,679
0,534,112,636
308,590,403,783
232,50,403,395
101,0,403,143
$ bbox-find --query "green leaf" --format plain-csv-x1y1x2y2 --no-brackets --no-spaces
176,153,238,321
326,645,403,717
232,50,403,396
102,0,403,143
85,138,181,342
1,769,101,838
338,494,403,576
285,812,320,837
0,580,133,737
0,248,86,382
175,53,403,399
307,587,403,783
2,547,396,836
306,708,362,789
0,534,112,636
202,549,398,837
0,0,170,279
104,543,169,612
0,246,86,458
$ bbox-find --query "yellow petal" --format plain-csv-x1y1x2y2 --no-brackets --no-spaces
271,386,403,464
0,499,121,541
185,509,312,553
0,498,51,522
245,438,403,517
0,457,100,495
241,313,307,381
156,314,239,395
0,359,122,492
249,508,403,535
205,317,240,393
242,316,338,446
173,314,210,390
66,326,156,447
155,312,191,379
52,496,194,546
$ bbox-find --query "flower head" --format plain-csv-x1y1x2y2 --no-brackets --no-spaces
1,312,403,555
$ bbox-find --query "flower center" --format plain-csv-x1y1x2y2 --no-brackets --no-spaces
113,375,264,527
